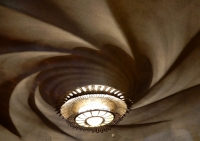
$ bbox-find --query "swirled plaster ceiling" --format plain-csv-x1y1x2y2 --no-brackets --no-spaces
0,0,200,141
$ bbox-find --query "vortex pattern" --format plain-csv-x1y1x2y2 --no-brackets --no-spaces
0,0,200,141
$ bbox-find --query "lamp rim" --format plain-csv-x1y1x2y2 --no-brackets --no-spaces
54,84,133,133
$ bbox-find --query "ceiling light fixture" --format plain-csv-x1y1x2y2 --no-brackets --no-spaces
55,85,133,133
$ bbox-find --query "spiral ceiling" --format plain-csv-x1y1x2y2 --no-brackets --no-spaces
0,0,200,141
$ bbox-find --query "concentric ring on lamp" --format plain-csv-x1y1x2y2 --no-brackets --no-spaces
55,85,133,133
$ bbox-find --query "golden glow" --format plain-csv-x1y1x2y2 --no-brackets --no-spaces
78,101,110,113
61,94,127,119
86,117,103,126
75,110,114,127
58,84,130,131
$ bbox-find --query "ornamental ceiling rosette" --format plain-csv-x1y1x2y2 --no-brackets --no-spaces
55,85,133,132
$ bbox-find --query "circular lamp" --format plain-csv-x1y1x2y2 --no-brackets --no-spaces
55,85,133,133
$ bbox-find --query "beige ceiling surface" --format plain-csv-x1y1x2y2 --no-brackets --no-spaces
0,0,200,141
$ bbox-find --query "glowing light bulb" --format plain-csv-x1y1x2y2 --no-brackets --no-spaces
86,117,103,127
57,84,132,132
